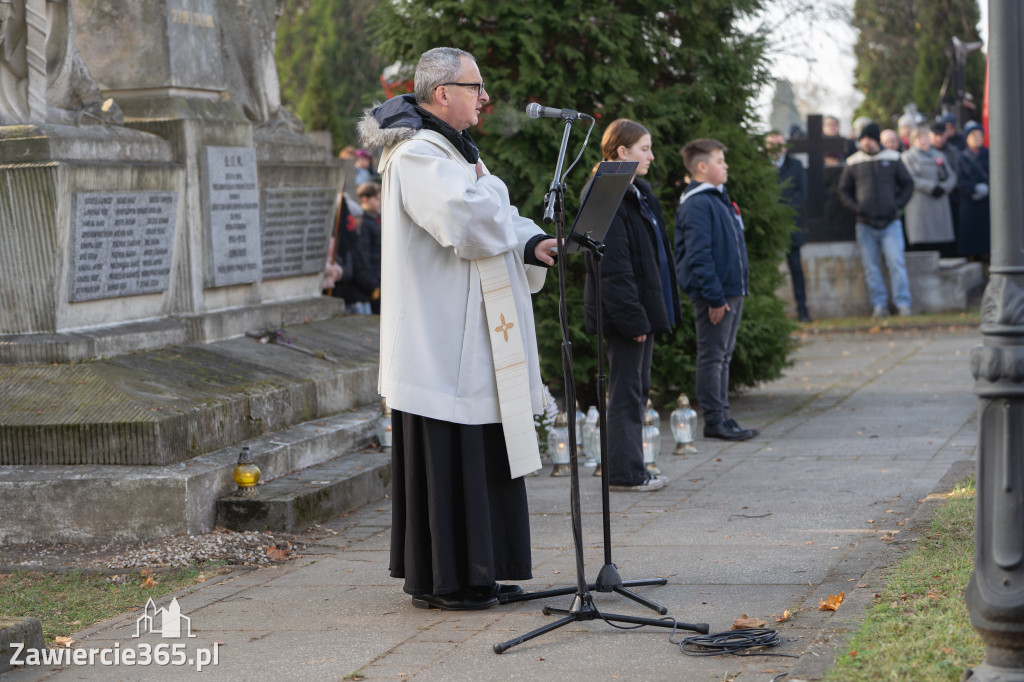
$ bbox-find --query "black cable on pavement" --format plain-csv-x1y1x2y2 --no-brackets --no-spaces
672,627,798,658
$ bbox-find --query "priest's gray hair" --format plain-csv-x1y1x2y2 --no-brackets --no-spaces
414,47,475,104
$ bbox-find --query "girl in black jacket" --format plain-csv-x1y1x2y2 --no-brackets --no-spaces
583,119,681,491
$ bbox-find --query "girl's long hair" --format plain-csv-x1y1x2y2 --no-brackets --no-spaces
590,118,649,177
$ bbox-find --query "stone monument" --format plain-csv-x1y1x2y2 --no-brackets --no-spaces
768,79,802,138
0,0,342,360
0,1,377,543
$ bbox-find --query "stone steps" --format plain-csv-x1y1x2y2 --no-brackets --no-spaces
0,405,382,543
778,244,985,318
0,313,385,543
217,447,391,532
0,313,380,466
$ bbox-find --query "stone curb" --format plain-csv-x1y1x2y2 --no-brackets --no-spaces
0,618,44,675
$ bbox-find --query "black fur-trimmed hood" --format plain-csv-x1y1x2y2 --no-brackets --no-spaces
357,94,422,151
357,93,480,165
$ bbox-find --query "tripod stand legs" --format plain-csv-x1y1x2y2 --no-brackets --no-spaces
611,585,669,615
592,562,669,614
493,593,709,654
498,577,668,607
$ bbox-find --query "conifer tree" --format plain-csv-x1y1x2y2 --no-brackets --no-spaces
371,0,796,403
852,0,984,124
852,0,919,124
277,0,386,152
912,0,984,117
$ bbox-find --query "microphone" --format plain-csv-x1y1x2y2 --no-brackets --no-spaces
525,102,593,122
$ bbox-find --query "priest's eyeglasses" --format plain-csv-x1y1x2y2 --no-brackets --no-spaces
440,82,485,96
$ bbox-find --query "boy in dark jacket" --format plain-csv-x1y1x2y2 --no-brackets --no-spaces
674,139,758,441
838,123,914,317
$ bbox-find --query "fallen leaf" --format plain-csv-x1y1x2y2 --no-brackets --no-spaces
733,614,768,629
818,592,845,611
141,575,159,588
849,650,858,658
267,541,291,561
773,609,792,623
55,636,74,647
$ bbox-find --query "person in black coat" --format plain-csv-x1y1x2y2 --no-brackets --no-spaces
583,119,681,492
956,121,990,261
767,130,810,321
356,182,383,314
331,193,379,314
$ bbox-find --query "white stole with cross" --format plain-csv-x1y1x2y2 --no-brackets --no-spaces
476,256,542,478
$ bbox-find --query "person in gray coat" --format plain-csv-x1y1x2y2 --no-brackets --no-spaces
901,125,958,248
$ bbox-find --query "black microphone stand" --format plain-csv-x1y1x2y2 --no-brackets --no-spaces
493,116,708,654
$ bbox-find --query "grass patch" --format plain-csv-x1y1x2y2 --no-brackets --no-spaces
0,564,229,645
826,478,983,681
801,310,979,332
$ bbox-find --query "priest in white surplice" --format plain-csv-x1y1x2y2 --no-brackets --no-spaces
358,47,557,611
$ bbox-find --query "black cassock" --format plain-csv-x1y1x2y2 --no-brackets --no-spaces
389,409,533,596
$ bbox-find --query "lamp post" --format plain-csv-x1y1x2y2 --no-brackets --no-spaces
965,3,1024,679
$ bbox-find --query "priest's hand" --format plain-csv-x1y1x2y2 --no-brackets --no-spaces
534,238,557,266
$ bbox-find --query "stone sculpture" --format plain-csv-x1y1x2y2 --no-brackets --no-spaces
0,0,121,125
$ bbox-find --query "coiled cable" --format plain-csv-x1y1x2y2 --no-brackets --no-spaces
673,627,797,658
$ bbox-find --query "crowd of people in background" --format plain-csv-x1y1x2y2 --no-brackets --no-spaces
779,108,991,319
827,110,990,267
323,147,383,314
330,109,990,329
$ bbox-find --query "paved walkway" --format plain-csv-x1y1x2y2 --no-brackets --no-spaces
4,327,981,682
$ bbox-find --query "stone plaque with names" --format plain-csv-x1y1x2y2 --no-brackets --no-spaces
202,146,261,287
261,187,337,280
69,191,178,302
